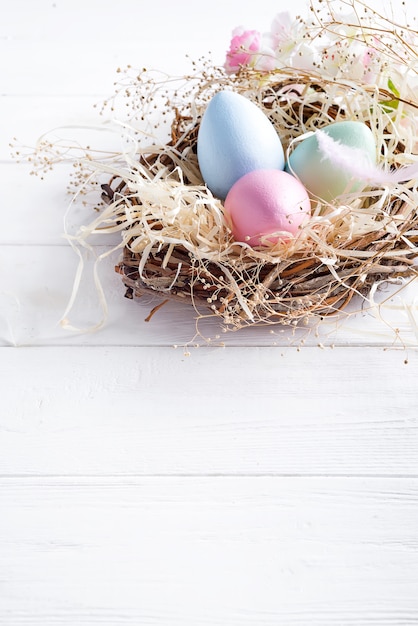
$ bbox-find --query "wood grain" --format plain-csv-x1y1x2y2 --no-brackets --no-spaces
2,1,418,625
0,346,416,476
1,476,417,625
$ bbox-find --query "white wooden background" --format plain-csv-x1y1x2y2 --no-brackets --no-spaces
1,1,418,624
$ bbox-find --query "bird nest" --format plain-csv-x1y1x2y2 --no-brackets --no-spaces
96,67,418,330
19,0,418,332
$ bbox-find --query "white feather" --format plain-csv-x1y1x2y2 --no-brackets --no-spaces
316,129,418,185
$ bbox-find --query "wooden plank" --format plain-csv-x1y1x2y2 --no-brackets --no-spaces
0,226,417,347
0,36,198,97
0,0,289,96
2,96,120,162
1,476,417,625
0,346,416,476
0,162,121,245
2,96,170,165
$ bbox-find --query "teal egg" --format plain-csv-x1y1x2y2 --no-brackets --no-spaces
285,121,376,203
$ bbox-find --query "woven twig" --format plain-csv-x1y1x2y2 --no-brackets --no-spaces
98,72,418,328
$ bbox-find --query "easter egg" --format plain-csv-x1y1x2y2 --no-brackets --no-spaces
224,169,311,247
197,90,285,199
285,121,377,203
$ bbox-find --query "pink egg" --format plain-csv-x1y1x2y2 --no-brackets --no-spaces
224,169,311,247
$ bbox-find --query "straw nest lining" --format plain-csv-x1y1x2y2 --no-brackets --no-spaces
98,68,418,329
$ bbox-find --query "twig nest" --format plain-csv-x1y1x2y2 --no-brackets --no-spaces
104,66,418,329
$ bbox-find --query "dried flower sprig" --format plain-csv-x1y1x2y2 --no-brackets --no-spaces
225,0,418,92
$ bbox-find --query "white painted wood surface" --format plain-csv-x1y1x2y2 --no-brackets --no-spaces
1,1,418,624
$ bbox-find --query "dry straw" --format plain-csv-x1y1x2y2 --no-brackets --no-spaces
19,0,418,331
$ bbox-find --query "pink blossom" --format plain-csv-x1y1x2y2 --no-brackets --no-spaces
224,27,275,73
225,28,261,73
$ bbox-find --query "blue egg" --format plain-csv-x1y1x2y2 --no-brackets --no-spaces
197,90,285,199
